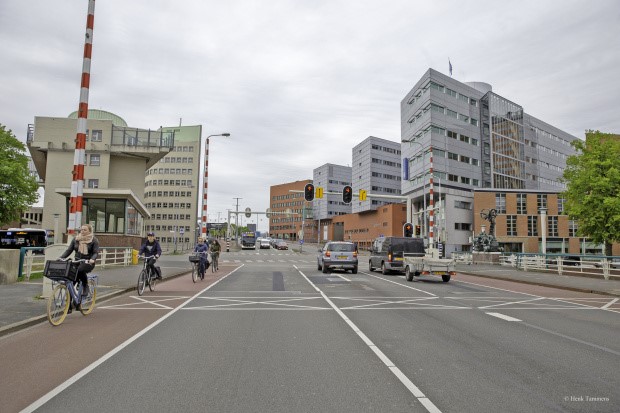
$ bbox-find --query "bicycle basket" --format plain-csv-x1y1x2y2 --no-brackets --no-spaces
44,260,78,282
188,255,201,263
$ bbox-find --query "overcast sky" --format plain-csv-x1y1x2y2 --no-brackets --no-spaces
2,0,619,232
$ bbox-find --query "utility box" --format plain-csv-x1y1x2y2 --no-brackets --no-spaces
132,249,139,265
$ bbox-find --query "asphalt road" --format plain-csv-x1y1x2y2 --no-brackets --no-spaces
3,248,619,413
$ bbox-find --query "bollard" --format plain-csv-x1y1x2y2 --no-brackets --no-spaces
226,240,230,252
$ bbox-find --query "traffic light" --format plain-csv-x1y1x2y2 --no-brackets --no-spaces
342,185,352,203
304,183,315,201
415,225,421,236
403,223,414,237
359,189,367,201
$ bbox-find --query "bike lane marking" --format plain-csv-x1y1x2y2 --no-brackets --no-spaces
20,265,243,413
294,265,442,413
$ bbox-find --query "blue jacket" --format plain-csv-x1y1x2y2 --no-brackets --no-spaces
194,242,209,260
139,240,162,258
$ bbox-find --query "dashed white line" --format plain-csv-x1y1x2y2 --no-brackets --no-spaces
485,312,522,322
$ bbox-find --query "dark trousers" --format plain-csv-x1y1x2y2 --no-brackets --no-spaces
146,257,158,277
75,262,94,291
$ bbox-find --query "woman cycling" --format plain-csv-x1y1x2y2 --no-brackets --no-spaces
60,224,99,311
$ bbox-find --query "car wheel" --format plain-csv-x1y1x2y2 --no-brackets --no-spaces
369,260,374,272
381,262,388,275
322,265,329,274
317,260,322,271
442,274,451,282
352,266,358,274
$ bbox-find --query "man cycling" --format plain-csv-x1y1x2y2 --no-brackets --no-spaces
193,237,209,279
139,232,162,280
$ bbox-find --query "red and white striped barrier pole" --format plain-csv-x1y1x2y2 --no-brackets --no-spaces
68,0,95,235
428,149,434,249
201,136,210,235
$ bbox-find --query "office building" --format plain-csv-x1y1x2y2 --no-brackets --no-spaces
401,68,579,257
143,125,202,250
27,110,173,248
352,136,402,213
269,180,314,241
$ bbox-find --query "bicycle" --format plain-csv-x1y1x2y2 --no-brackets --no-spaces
137,255,159,296
189,251,208,283
211,251,219,272
44,258,98,326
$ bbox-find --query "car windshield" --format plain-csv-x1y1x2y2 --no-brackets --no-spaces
328,243,355,252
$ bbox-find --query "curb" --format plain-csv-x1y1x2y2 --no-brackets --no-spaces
0,269,191,338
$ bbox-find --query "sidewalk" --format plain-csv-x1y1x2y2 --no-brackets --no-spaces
0,254,193,337
1,253,618,337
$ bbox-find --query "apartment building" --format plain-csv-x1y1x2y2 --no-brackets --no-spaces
400,68,579,257
269,180,314,241
352,136,402,213
27,109,173,249
143,125,202,249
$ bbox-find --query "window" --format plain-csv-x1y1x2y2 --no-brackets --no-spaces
517,194,527,214
91,130,103,142
537,194,547,210
445,88,457,98
557,197,566,214
455,223,472,231
89,154,100,166
507,215,517,236
548,216,558,237
454,201,472,210
87,179,99,188
495,193,506,214
458,93,469,103
528,216,538,236
446,109,458,118
470,118,478,126
447,130,458,139
569,220,578,237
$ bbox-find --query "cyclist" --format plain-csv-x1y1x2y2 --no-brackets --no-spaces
210,239,221,270
139,232,162,280
194,237,209,279
60,224,99,311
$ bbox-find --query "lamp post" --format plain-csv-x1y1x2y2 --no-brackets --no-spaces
198,132,230,236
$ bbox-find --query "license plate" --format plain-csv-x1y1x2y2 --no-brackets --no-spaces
337,255,348,260
395,257,403,261
435,271,446,275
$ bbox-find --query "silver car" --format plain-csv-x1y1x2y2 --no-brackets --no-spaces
317,241,358,274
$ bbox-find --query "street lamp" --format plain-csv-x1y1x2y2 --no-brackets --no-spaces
198,132,230,237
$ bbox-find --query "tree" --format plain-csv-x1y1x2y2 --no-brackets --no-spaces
0,124,40,226
561,131,620,256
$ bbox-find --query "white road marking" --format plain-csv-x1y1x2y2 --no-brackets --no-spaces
485,312,522,322
295,265,443,413
20,265,243,413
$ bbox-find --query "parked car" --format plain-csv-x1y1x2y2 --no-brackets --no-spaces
259,239,271,249
275,240,288,250
594,258,620,269
369,236,424,274
317,241,358,274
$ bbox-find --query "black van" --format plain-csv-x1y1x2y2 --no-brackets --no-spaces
369,237,425,274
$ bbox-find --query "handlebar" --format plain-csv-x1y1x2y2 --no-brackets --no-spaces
138,255,159,260
58,258,93,264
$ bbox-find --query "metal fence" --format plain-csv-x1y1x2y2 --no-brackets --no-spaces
501,253,620,280
20,247,134,280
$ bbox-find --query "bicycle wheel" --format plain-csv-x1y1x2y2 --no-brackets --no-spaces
80,278,97,315
148,270,157,292
212,257,217,272
137,269,147,295
192,263,198,283
47,283,69,326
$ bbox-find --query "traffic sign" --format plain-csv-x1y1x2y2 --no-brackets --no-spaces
265,208,272,218
316,187,324,199
179,228,185,234
359,189,367,201
245,207,252,218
